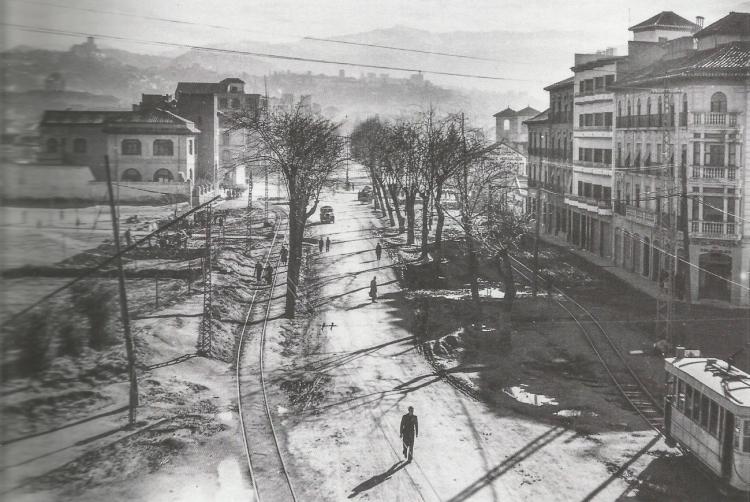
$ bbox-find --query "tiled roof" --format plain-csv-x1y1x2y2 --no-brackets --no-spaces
629,11,699,32
571,56,625,72
493,107,516,118
517,106,541,116
613,42,750,88
41,109,199,134
523,108,549,124
175,82,224,95
695,11,750,38
544,76,574,91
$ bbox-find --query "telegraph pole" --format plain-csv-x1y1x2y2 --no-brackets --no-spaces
104,155,138,425
199,203,213,356
246,168,253,253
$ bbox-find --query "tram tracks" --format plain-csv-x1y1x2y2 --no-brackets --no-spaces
508,256,665,432
235,209,298,502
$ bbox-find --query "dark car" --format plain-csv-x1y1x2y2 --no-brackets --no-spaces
320,205,335,223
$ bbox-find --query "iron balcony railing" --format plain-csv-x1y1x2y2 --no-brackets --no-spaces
692,112,739,127
691,166,737,181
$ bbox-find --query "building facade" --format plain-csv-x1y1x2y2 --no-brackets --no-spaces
175,78,263,185
38,108,198,184
612,11,750,305
493,106,540,151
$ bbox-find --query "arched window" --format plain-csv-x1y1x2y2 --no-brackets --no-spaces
626,99,631,116
231,98,241,109
710,92,727,113
122,139,141,155
46,138,58,153
682,93,688,114
153,139,173,156
646,98,651,115
503,119,510,131
121,168,142,181
636,98,641,116
73,138,87,153
153,169,174,182
657,96,663,116
617,101,622,117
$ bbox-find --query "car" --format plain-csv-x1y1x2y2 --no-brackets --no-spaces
320,205,334,223
358,187,373,203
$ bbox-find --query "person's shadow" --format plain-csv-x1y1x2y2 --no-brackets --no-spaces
348,461,407,498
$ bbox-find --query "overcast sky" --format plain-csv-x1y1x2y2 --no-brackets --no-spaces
5,0,744,49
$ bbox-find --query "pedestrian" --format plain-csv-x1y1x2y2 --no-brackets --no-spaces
326,237,331,252
400,406,418,462
375,242,383,261
264,264,273,285
545,275,554,300
280,244,288,265
124,228,133,246
318,237,324,253
255,261,263,282
369,276,378,303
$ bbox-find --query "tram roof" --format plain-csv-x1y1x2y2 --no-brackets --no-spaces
666,357,750,408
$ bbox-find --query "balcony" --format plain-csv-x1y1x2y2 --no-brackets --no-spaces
690,220,739,240
625,205,656,224
691,166,737,182
616,114,675,129
566,195,612,215
691,112,740,128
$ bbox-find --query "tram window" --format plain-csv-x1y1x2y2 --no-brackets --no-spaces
700,395,710,429
745,421,750,453
691,390,702,422
708,401,719,436
676,380,685,411
685,385,694,418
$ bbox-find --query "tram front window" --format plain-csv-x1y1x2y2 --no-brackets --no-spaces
709,401,719,437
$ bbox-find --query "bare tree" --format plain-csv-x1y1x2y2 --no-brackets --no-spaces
350,117,394,225
232,101,346,317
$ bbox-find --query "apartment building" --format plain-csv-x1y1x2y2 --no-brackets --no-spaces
175,78,263,185
612,11,750,305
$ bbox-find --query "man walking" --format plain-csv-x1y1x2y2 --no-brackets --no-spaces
280,244,288,265
375,242,382,261
369,276,378,303
264,264,273,285
326,236,331,252
400,406,418,461
255,261,263,282
318,237,324,253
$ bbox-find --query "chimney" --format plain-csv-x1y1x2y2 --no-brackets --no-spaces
696,16,704,28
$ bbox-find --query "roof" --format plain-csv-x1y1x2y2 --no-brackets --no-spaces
523,108,550,125
175,82,225,95
517,106,541,116
544,76,574,91
612,41,750,88
41,109,199,135
493,107,516,118
695,11,750,39
665,357,750,410
220,77,245,84
493,139,526,157
629,11,699,32
571,55,626,72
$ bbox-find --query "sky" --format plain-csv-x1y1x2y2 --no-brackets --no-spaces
4,0,744,52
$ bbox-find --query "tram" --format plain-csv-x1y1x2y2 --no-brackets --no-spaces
664,350,750,493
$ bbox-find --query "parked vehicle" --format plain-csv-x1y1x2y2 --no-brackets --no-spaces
358,186,373,203
663,349,750,494
320,205,335,223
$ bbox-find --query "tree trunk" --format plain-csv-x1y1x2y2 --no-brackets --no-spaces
377,176,395,226
466,232,479,302
420,192,431,259
388,184,405,232
405,193,416,245
497,250,516,314
434,184,445,245
285,204,304,318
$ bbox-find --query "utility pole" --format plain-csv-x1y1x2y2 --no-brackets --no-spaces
198,202,213,356
532,185,541,297
104,155,138,425
264,75,270,225
246,168,253,253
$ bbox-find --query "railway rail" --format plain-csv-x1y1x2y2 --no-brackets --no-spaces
235,208,298,502
508,255,665,432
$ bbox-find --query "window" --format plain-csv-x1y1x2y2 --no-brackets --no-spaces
121,168,142,181
646,97,651,115
705,144,725,167
700,394,710,429
73,138,87,153
693,142,701,166
604,112,612,126
636,98,641,116
222,131,231,145
503,119,510,131
153,168,174,182
617,101,622,117
691,389,701,422
153,139,174,156
605,75,614,87
682,93,688,114
657,96,663,117
627,99,632,116
221,150,231,162
710,92,727,113
728,143,737,167
744,420,750,453
231,98,241,109
676,380,685,411
46,138,58,153
579,115,584,128
219,98,228,108
708,400,719,436
579,81,585,94
121,139,141,155
188,139,193,155
635,185,640,207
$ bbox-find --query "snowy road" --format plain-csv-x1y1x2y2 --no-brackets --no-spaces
267,175,665,502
